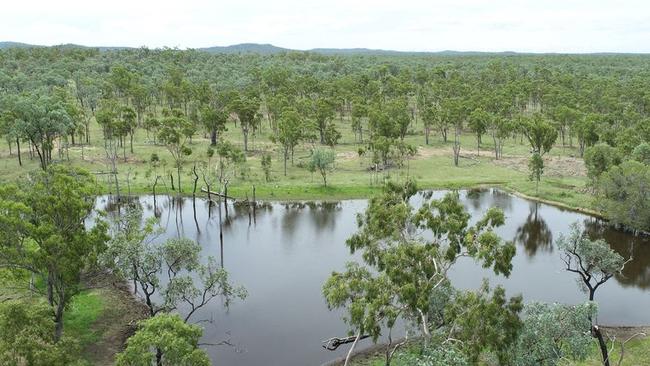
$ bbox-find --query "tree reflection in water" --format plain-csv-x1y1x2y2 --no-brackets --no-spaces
514,202,553,256
583,219,650,289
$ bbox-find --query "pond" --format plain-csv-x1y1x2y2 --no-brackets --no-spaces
95,188,650,366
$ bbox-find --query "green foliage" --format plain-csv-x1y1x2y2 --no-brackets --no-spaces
584,143,622,183
597,161,650,232
0,300,82,366
102,205,246,320
10,93,73,170
558,223,626,300
631,142,650,165
324,181,517,364
520,113,558,156
229,90,261,151
261,153,272,182
116,314,210,366
308,148,336,186
0,165,108,340
399,344,469,366
158,109,194,191
445,280,523,364
513,302,596,366
275,108,303,175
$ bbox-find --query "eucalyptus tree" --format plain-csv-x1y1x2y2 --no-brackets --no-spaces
102,205,246,321
439,97,467,166
574,113,600,157
200,105,228,146
551,105,579,148
308,148,336,186
558,223,628,366
597,161,650,232
468,108,489,155
520,112,558,156
117,314,210,366
583,143,621,184
274,107,303,175
158,109,193,192
350,100,367,143
0,95,23,166
385,97,410,140
632,142,650,165
307,97,335,145
489,115,513,160
0,166,108,341
13,94,73,170
143,113,161,144
422,104,437,145
229,89,261,152
215,140,246,185
0,301,81,365
120,105,137,156
323,181,516,365
512,302,596,366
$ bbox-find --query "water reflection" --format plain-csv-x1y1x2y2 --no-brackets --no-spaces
93,189,650,366
514,202,554,256
583,219,650,289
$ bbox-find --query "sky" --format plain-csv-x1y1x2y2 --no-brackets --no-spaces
1,0,650,53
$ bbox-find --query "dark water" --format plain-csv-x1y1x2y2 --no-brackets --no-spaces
96,189,650,366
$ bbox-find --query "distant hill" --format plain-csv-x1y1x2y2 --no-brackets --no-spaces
199,43,290,54
0,41,43,49
0,41,131,51
0,41,639,56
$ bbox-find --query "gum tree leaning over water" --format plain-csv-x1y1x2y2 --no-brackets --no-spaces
322,181,517,365
557,222,629,366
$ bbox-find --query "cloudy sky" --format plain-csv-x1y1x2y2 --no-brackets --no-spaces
1,0,649,53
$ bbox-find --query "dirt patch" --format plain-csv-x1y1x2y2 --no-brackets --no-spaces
82,271,150,366
493,155,586,178
602,326,650,341
416,146,450,159
337,151,359,161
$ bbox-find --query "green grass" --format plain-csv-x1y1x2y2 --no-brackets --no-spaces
0,116,595,212
574,336,650,366
63,290,105,347
350,336,650,366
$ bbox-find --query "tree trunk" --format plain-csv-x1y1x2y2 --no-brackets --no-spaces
283,148,288,176
344,332,362,366
156,348,163,366
53,294,65,342
210,129,217,146
16,138,22,166
243,129,249,151
177,166,182,193
592,325,610,366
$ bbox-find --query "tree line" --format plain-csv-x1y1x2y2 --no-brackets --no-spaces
1,47,648,229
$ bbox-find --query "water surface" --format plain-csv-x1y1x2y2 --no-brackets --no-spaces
96,189,650,366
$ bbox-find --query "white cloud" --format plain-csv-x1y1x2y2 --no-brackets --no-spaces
1,0,649,52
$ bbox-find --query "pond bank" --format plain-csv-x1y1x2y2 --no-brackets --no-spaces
321,327,650,366
79,271,149,365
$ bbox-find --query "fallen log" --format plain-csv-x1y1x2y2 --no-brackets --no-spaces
322,335,370,351
201,187,239,203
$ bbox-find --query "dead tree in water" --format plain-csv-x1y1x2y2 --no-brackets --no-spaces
192,164,200,233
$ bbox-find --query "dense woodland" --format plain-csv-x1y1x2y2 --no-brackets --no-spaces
0,47,649,230
0,46,649,365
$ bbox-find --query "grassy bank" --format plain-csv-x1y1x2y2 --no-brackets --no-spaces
0,271,148,365
0,116,594,211
344,331,650,366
